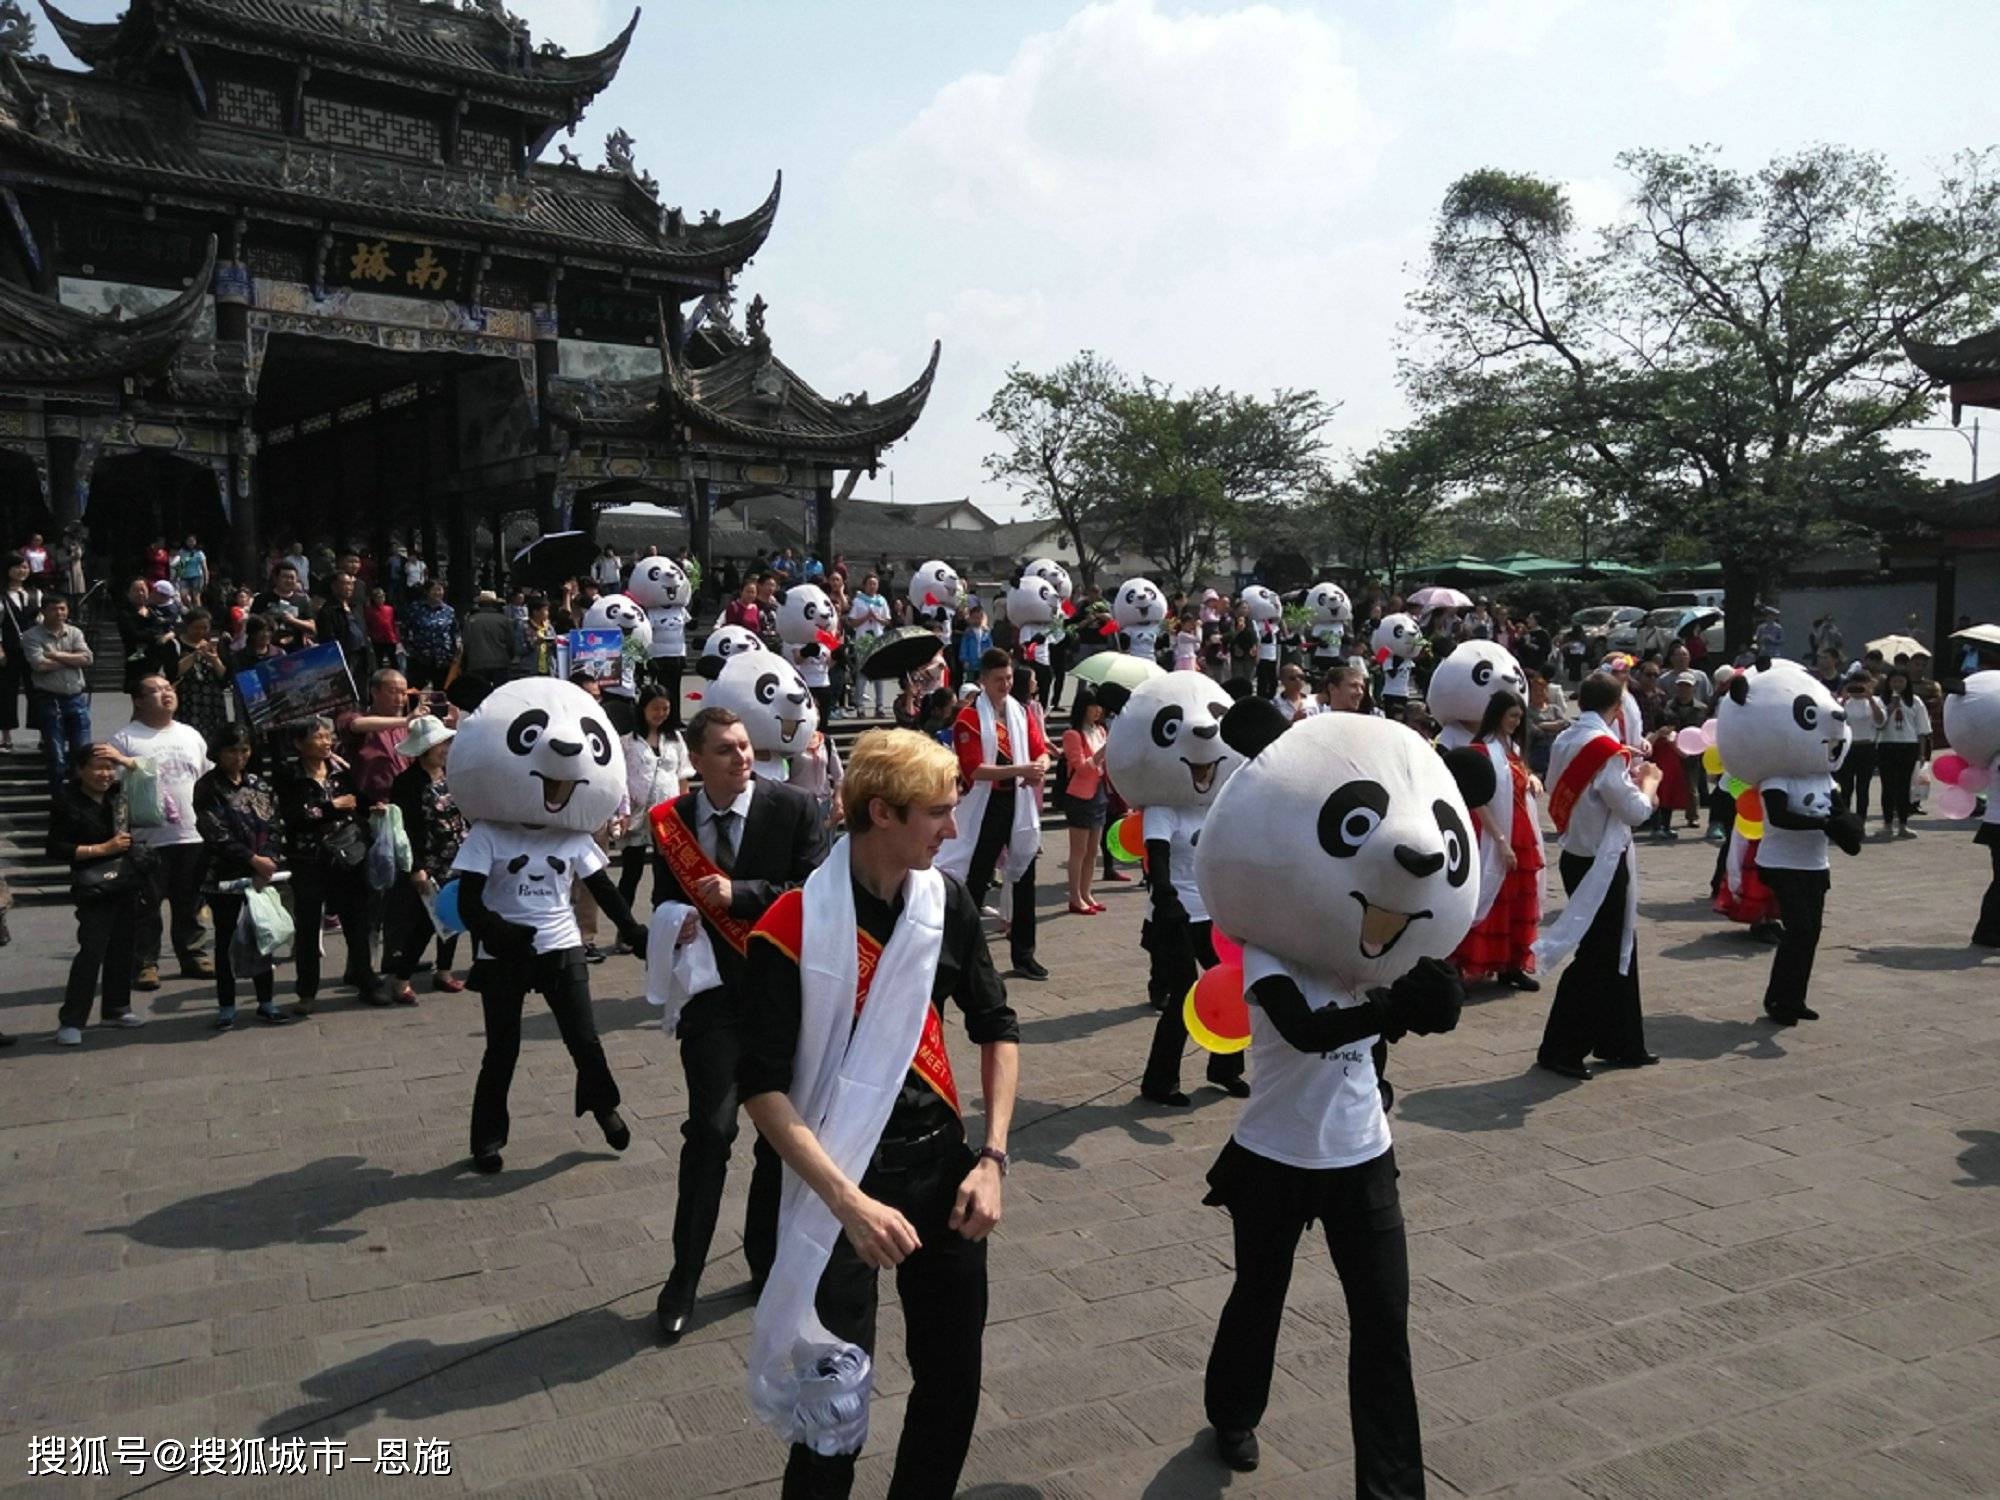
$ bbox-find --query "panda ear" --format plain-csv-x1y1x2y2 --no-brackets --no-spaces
1220,675,1255,702
1221,697,1288,759
446,672,494,714
695,654,726,680
1727,674,1751,705
1443,747,1498,810
776,588,790,607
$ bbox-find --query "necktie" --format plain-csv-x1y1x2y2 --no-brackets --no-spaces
714,809,739,874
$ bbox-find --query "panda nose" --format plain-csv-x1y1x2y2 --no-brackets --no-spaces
1395,844,1444,878
546,737,583,758
1191,721,1219,739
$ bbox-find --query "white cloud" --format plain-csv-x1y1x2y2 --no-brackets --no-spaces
1565,175,1629,234
1656,0,1759,96
1444,0,1587,59
507,0,624,60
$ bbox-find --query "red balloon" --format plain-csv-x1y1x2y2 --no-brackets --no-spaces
1185,963,1250,1054
1211,928,1244,966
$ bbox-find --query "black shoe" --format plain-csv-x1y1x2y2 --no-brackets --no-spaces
596,1109,631,1152
1212,1075,1251,1099
656,1274,696,1345
1140,1087,1191,1107
583,944,608,965
0,1031,17,1047
1011,956,1049,981
1793,1004,1820,1021
472,1150,504,1174
1215,1428,1260,1472
1500,970,1541,992
1595,1051,1661,1068
1762,1006,1801,1027
1536,1055,1593,1081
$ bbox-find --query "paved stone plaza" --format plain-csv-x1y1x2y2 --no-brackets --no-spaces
1,817,1996,1499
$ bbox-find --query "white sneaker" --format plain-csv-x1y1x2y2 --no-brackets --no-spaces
55,1027,82,1046
107,1013,147,1028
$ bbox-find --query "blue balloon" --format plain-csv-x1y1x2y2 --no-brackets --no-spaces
432,878,467,935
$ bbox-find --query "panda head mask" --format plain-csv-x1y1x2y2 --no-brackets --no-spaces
448,678,624,832
1007,575,1061,631
775,584,834,647
1240,586,1281,624
582,593,652,654
1022,558,1073,602
1197,704,1495,991
1113,579,1165,630
704,651,817,757
1715,660,1850,781
626,555,689,610
1372,613,1421,663
1428,641,1528,729
909,561,962,614
697,624,768,679
1105,673,1241,808
1945,671,2000,774
1306,582,1352,627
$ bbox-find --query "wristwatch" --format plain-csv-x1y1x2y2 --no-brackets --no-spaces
977,1146,1009,1176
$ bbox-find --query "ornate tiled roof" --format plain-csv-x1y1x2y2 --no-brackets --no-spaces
0,234,213,381
1905,327,2000,385
43,0,636,116
0,62,780,272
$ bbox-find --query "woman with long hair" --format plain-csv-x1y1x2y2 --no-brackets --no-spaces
617,682,690,910
278,716,385,1011
1060,685,1111,914
1451,688,1545,990
1876,668,1931,839
194,722,292,1028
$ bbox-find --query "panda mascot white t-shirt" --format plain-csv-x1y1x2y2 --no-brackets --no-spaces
908,560,963,642
627,555,691,664
447,678,649,1171
1189,701,1493,1482
1372,613,1422,707
1941,672,2000,945
1713,660,1861,1024
774,583,837,692
1106,674,1248,1104
700,650,819,781
1306,582,1352,667
1113,578,1166,662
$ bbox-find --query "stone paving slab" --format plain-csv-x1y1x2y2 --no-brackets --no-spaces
1,815,1997,1498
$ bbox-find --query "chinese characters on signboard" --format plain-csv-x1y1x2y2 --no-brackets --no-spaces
334,237,464,300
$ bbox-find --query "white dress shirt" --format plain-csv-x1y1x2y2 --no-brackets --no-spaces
697,780,756,864
1554,711,1654,858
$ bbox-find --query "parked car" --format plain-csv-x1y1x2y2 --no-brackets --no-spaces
1655,588,1725,612
1571,605,1646,657
1636,606,1724,658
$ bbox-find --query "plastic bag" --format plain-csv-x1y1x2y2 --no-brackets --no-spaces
247,884,294,958
124,759,167,829
366,810,400,892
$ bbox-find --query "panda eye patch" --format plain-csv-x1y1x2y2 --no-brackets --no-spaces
506,709,550,754
1792,695,1819,732
756,673,780,704
1317,780,1389,858
1472,661,1493,687
1434,799,1471,887
1151,705,1185,747
583,717,613,765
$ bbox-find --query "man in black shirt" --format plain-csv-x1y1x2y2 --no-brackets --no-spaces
250,562,318,651
741,729,1018,1500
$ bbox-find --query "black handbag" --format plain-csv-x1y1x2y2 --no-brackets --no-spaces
73,854,139,903
318,818,368,871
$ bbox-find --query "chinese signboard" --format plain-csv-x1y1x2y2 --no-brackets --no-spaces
327,236,468,301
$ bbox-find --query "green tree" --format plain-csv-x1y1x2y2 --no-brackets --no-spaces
980,352,1128,586
1407,147,2000,648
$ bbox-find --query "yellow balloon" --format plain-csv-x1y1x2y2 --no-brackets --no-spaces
1734,815,1764,840
1703,745,1724,775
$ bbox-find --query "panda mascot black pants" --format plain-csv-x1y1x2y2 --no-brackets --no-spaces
1141,914,1245,1101
1977,827,2000,947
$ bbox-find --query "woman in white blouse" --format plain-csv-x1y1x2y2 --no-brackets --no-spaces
1834,674,1886,822
618,682,692,907
1874,667,1930,839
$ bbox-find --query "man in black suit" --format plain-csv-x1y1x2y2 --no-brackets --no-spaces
651,706,824,1343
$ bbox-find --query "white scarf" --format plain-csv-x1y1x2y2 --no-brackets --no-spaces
1532,713,1638,975
643,900,721,1035
1471,738,1539,925
936,692,1040,882
746,838,947,1455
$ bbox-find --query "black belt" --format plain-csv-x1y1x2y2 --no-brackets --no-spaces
870,1124,963,1175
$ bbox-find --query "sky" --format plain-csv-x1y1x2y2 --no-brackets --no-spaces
46,0,1997,512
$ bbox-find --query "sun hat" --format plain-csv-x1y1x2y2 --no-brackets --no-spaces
395,715,456,759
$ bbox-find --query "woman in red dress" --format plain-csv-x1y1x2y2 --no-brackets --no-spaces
1453,689,1546,989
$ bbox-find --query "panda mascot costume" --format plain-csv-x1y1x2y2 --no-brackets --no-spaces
1713,661,1862,1025
1113,577,1167,663
1192,701,1492,1481
774,582,841,726
1020,557,1076,704
1936,671,2000,945
448,678,651,1174
698,623,768,679
1305,581,1353,679
1427,641,1542,989
626,555,692,706
699,651,821,784
1105,673,1249,1106
1702,665,1783,939
909,560,963,643
1372,612,1423,718
1006,570,1063,702
581,592,652,737
1239,585,1285,699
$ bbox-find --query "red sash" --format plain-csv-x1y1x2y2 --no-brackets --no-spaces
651,801,757,955
755,893,960,1115
1547,733,1625,836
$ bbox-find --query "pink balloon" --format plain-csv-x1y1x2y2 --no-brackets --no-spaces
1211,928,1244,966
1959,766,1993,794
1933,752,1969,785
1934,783,1980,820
1675,726,1710,755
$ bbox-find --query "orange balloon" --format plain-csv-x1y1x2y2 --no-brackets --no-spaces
1184,964,1250,1054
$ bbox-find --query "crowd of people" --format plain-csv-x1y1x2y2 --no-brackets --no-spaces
3,525,1997,1498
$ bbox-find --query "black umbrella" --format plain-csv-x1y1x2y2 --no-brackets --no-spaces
511,532,600,592
862,626,946,681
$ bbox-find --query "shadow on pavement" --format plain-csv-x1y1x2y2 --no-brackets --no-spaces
1645,1012,1788,1062
1396,1070,1583,1133
1847,944,1998,973
1955,1129,2000,1189
1656,930,1783,964
91,1151,612,1250
1011,1092,1204,1170
258,1306,651,1440
1140,1436,1231,1498
1016,1001,1148,1047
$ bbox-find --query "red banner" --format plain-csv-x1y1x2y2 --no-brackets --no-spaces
856,926,959,1116
650,801,756,955
1547,733,1626,836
